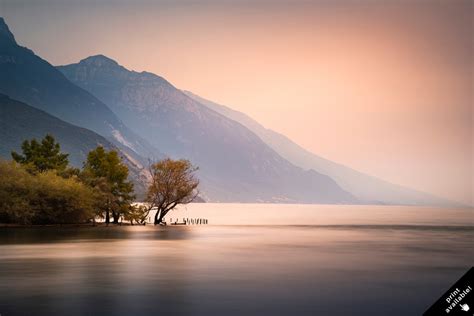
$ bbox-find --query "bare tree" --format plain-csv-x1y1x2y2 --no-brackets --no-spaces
146,158,199,225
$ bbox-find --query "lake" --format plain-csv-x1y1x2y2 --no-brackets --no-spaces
0,204,472,315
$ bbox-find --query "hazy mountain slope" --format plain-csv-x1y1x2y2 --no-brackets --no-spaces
0,94,149,197
0,17,158,161
58,55,356,203
184,91,456,206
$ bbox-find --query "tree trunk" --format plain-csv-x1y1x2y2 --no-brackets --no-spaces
112,212,120,224
154,214,162,225
154,209,165,225
105,209,110,225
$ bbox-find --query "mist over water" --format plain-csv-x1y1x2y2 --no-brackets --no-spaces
165,203,474,226
0,204,472,316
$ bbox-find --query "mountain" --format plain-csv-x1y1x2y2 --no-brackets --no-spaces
58,55,356,203
0,94,149,197
184,91,456,206
0,17,158,162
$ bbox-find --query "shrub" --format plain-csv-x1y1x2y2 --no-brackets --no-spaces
0,161,96,224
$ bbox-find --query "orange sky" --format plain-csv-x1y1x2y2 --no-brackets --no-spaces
1,0,472,205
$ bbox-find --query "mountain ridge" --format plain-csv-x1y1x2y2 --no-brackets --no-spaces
2,16,451,206
58,55,357,204
183,90,461,207
0,17,15,43
0,18,160,163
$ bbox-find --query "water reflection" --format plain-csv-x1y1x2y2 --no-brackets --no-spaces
0,205,473,316
0,225,192,245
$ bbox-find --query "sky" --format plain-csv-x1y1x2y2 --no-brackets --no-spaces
1,0,472,205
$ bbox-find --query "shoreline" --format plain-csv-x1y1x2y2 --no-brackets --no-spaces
0,222,145,228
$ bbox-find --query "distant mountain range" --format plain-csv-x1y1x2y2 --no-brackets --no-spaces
58,55,355,203
184,91,457,206
0,17,456,205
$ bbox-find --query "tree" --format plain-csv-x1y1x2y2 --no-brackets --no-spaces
123,204,149,225
82,146,135,224
0,160,37,224
0,160,96,225
147,158,199,225
31,171,96,224
11,134,70,173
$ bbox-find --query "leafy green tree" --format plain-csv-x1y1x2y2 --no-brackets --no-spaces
31,171,96,224
11,134,70,173
147,158,199,225
0,161,37,224
30,171,96,224
82,146,135,224
0,160,96,225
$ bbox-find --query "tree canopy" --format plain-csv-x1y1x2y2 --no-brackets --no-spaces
82,146,135,224
147,158,199,225
2,135,203,226
0,160,96,225
2,137,136,226
11,134,69,173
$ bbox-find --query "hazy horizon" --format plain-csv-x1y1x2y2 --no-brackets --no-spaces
1,0,472,205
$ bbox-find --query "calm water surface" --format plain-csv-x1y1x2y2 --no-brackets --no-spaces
0,204,472,316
